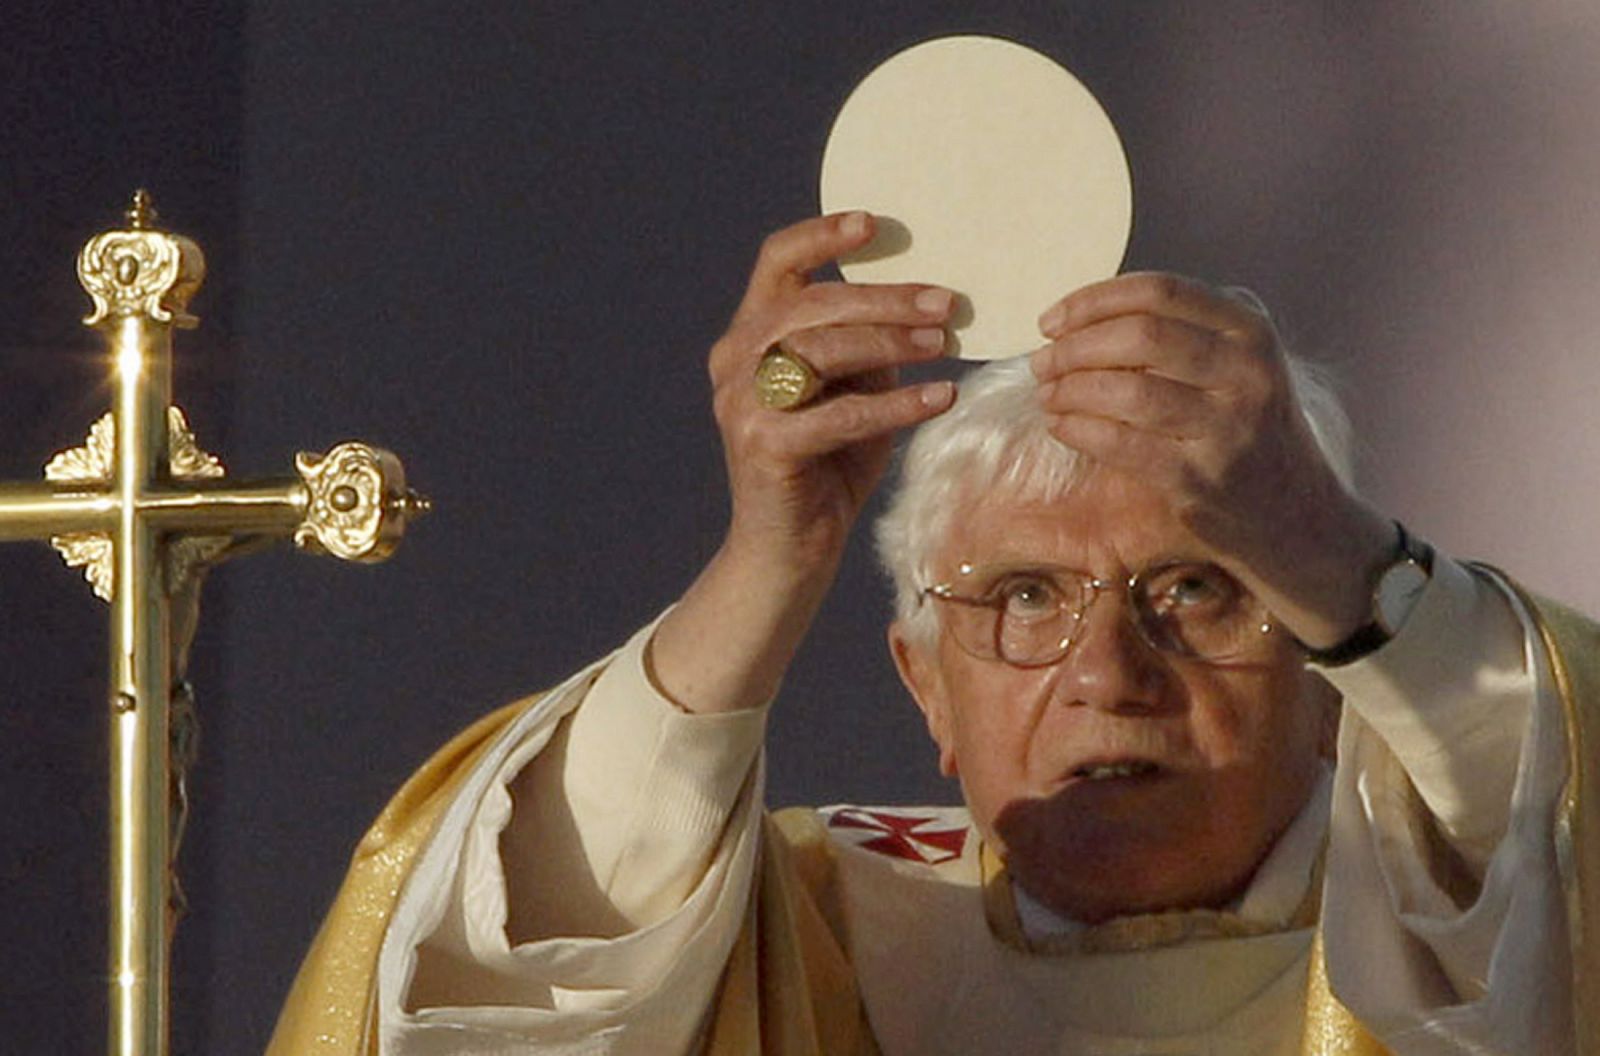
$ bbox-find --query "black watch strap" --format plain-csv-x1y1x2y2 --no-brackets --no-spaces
1303,619,1391,667
1301,522,1434,668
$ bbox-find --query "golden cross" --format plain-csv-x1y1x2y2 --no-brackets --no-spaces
0,192,430,1056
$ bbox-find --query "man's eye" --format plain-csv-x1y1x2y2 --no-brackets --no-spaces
1148,566,1237,612
996,577,1061,618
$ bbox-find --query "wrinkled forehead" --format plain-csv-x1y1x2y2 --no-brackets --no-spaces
938,465,1201,574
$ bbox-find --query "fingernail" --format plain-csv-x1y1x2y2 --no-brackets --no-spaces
921,380,956,408
1038,303,1066,334
910,327,946,352
916,287,954,316
842,211,870,239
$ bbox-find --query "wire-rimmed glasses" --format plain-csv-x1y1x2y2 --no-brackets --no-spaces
922,560,1277,668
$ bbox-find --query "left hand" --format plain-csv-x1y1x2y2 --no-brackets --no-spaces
1029,271,1394,649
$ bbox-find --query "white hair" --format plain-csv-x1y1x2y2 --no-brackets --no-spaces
873,347,1355,644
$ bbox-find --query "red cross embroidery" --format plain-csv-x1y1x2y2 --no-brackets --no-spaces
827,808,968,865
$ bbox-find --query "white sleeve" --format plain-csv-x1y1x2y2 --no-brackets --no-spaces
500,619,770,939
1321,557,1533,868
373,621,771,1056
1319,558,1573,1055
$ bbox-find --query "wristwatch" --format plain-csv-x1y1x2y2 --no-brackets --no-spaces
1302,521,1434,667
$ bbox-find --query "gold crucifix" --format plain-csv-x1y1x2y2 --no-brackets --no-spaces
0,192,430,1056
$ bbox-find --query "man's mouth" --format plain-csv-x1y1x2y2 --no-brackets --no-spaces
1070,760,1161,781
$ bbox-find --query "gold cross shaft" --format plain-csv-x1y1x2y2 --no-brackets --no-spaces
0,192,429,1056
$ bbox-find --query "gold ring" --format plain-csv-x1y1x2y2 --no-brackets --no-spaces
754,343,822,410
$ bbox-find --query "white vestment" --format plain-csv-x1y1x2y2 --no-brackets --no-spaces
373,557,1573,1055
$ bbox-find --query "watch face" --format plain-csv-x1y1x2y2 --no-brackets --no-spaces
1376,559,1429,636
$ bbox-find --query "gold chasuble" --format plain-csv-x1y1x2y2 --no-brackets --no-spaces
269,592,1600,1056
269,701,531,1054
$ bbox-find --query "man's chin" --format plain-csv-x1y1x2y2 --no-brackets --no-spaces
990,787,1245,924
991,773,1188,855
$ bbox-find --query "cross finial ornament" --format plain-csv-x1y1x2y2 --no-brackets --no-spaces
125,188,156,229
0,195,430,1056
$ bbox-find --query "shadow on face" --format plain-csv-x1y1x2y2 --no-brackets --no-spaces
990,740,1325,924
889,472,1342,924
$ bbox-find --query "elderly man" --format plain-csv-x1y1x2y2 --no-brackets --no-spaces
272,214,1597,1055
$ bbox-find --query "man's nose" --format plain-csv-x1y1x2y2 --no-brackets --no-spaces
1050,594,1180,714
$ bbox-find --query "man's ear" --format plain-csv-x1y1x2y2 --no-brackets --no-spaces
888,620,959,777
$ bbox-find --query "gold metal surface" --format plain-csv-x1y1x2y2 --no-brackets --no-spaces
754,344,823,410
78,190,204,329
55,532,119,600
164,407,225,480
0,192,431,1056
294,441,430,562
43,408,228,598
0,487,119,539
45,411,118,483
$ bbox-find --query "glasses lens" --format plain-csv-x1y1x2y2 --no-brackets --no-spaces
1133,563,1266,659
963,567,1088,665
929,561,1272,666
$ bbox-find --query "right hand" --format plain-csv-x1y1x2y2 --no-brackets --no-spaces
650,213,956,713
709,212,957,576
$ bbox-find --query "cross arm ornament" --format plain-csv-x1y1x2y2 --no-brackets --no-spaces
0,411,426,592
0,191,430,1056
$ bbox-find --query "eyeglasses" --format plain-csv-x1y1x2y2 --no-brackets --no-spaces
921,561,1277,668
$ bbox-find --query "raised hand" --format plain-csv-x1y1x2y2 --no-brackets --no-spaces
710,211,956,570
652,213,956,712
1029,272,1393,649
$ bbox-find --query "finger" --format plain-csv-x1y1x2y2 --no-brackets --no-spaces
1036,272,1268,341
747,212,876,300
1031,313,1230,386
839,364,898,397
711,282,952,385
784,324,947,380
769,381,957,458
1039,368,1212,438
1044,412,1186,481
780,281,955,335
